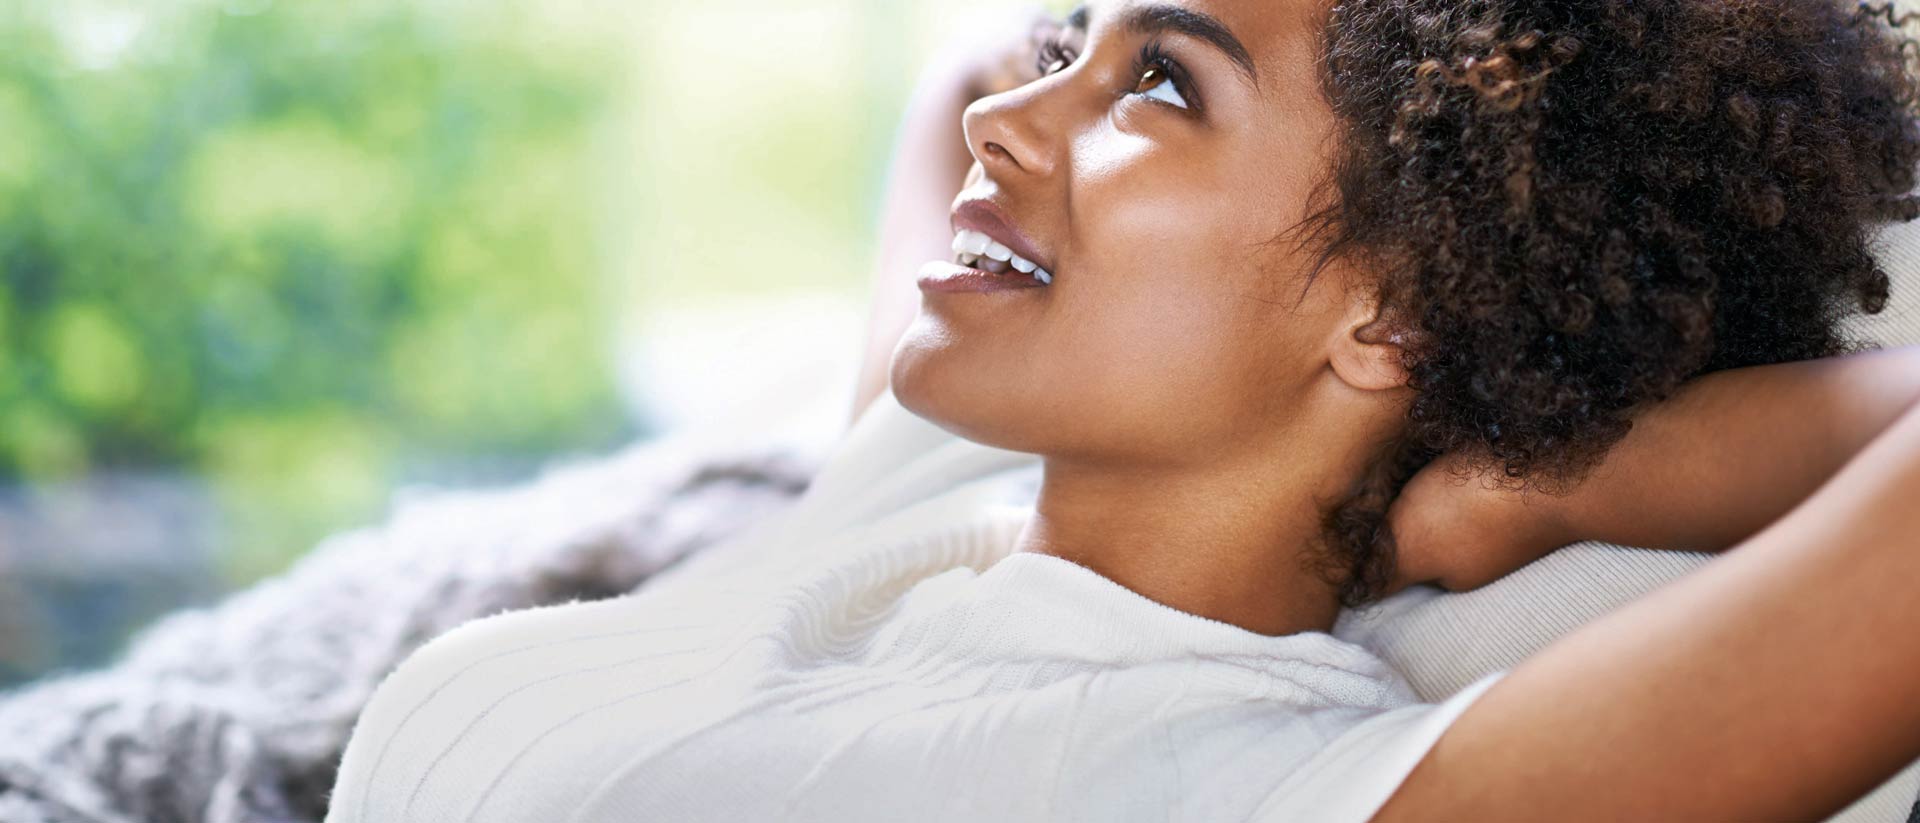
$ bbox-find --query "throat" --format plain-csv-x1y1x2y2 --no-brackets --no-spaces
1013,459,1344,638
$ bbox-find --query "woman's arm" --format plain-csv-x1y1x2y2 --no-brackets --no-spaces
1389,344,1920,592
846,12,1055,429
1374,393,1920,821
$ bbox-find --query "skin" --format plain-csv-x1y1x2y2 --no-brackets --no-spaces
847,0,1920,817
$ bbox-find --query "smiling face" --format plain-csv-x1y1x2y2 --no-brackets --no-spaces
892,0,1387,468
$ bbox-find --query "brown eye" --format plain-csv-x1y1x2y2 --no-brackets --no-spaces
1133,65,1167,93
1129,58,1190,109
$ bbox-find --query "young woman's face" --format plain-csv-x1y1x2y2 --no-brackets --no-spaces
892,0,1360,464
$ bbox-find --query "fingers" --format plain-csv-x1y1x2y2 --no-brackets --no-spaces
944,5,1067,102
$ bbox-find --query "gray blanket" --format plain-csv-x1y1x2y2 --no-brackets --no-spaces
0,426,824,823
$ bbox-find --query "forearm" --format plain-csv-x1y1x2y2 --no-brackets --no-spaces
1550,344,1920,552
847,79,975,427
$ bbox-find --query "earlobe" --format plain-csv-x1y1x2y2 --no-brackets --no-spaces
1329,299,1412,393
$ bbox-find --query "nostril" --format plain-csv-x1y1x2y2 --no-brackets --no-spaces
983,141,1015,163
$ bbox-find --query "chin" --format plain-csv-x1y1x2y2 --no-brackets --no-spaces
888,316,1041,454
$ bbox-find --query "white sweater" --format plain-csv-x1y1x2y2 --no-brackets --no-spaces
324,441,1505,823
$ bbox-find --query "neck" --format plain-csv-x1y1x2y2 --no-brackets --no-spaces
1010,448,1353,638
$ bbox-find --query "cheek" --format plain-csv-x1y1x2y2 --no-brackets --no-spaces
1053,275,1278,412
1067,170,1275,373
893,107,1336,455
1030,258,1286,450
1034,156,1324,439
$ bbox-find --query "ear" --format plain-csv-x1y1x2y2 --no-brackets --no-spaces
1327,289,1411,393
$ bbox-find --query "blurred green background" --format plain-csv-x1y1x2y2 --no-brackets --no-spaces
0,0,1027,689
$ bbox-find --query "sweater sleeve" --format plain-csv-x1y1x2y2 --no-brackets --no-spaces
1252,670,1507,823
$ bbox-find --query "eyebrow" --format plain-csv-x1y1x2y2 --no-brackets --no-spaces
1065,3,1259,88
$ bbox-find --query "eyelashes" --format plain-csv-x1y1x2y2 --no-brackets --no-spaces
1032,31,1202,113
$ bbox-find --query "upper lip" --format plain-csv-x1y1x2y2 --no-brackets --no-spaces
950,198,1055,275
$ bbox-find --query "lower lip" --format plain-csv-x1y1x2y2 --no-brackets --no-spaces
916,260,1048,293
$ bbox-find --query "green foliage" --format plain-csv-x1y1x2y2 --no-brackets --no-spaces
0,0,636,583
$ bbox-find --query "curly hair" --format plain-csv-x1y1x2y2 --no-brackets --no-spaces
1292,0,1920,607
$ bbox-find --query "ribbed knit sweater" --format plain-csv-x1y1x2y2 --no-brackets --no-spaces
323,459,1505,823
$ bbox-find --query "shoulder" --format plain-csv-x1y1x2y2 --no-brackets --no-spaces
1248,670,1509,823
976,646,1496,823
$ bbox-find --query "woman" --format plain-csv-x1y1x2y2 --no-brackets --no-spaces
326,1,1920,820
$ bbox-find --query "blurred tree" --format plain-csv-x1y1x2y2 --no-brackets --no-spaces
0,0,635,585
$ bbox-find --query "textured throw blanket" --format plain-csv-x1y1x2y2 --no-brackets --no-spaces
0,425,826,823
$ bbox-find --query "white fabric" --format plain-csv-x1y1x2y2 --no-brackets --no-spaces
1859,216,1920,349
323,403,1506,823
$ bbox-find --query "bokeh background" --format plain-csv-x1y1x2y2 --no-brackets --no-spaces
0,0,1044,689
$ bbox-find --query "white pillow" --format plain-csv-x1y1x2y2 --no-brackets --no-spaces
1332,215,1920,822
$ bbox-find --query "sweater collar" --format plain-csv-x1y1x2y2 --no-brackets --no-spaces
887,503,1402,682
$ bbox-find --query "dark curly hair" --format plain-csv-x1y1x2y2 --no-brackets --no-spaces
1291,0,1920,607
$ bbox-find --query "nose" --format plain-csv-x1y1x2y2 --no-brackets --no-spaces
961,82,1060,180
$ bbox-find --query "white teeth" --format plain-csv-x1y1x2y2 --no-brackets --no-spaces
950,228,1053,284
963,230,990,256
